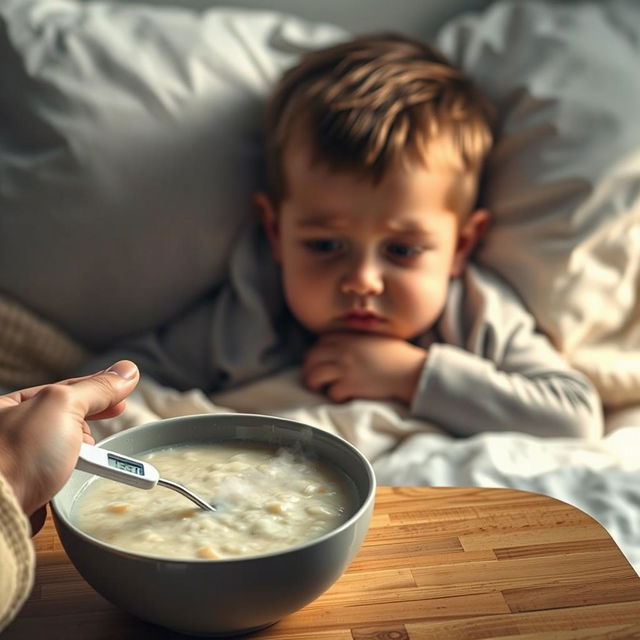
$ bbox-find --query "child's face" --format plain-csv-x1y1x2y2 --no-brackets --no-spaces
258,146,487,340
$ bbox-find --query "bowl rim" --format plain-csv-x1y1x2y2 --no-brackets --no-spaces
52,412,376,564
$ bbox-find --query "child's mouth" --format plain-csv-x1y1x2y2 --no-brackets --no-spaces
340,311,386,330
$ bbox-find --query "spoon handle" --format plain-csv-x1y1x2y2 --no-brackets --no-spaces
157,478,216,512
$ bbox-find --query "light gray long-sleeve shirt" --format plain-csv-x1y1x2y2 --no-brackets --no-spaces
412,265,602,438
83,221,603,439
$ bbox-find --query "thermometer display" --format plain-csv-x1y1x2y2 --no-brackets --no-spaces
107,453,144,476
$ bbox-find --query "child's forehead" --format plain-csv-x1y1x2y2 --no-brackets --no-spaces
284,146,458,198
282,175,460,237
281,133,477,219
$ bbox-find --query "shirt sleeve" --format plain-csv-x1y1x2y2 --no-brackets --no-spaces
75,221,305,393
0,475,35,632
410,265,604,439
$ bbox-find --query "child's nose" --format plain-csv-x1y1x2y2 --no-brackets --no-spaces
340,255,384,297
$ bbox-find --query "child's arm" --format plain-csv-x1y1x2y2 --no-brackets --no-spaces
410,339,602,439
75,223,298,392
409,266,603,439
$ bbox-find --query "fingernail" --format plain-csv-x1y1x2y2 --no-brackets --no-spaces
105,360,138,380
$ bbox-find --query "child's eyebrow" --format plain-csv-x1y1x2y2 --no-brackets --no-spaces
296,216,439,237
386,219,434,234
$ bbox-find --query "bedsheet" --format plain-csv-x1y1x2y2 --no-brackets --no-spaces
91,367,640,575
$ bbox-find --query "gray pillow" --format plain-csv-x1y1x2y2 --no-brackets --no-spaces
0,0,347,349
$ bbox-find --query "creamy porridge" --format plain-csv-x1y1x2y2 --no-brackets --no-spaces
72,442,355,560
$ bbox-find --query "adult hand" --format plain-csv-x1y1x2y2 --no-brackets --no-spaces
0,361,139,531
303,332,426,404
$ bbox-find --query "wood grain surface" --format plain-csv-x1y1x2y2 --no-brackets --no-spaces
5,486,640,639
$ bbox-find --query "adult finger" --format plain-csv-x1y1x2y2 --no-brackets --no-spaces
85,400,127,421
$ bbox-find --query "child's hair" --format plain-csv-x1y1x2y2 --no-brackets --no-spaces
264,33,494,214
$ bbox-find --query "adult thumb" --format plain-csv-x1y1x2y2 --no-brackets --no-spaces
67,360,140,419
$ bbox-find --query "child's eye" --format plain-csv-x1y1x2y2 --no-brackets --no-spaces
303,239,345,254
385,243,425,259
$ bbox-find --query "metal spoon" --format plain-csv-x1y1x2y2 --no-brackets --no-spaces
75,443,216,512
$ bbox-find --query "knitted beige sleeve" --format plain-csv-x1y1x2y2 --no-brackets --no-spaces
0,475,35,632
0,293,89,390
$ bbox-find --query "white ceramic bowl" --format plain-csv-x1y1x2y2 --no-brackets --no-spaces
51,413,376,637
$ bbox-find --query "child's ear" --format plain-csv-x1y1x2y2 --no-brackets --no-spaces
254,192,282,262
450,208,490,277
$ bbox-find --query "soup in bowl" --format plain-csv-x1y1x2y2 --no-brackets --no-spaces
51,413,376,637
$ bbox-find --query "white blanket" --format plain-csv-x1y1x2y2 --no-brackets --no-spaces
92,368,640,575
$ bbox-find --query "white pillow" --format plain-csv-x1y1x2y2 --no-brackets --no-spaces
0,0,347,349
436,0,640,408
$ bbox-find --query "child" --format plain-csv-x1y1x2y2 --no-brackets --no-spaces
87,34,603,439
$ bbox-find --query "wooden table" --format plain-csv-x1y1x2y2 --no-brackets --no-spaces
5,487,640,639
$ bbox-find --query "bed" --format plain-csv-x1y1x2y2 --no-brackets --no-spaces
1,0,639,572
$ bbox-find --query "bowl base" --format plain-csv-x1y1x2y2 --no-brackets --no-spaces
167,620,279,637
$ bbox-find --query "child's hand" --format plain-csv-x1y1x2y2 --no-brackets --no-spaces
303,332,427,404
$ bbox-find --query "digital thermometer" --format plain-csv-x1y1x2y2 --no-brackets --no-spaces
75,443,216,511
76,442,159,489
